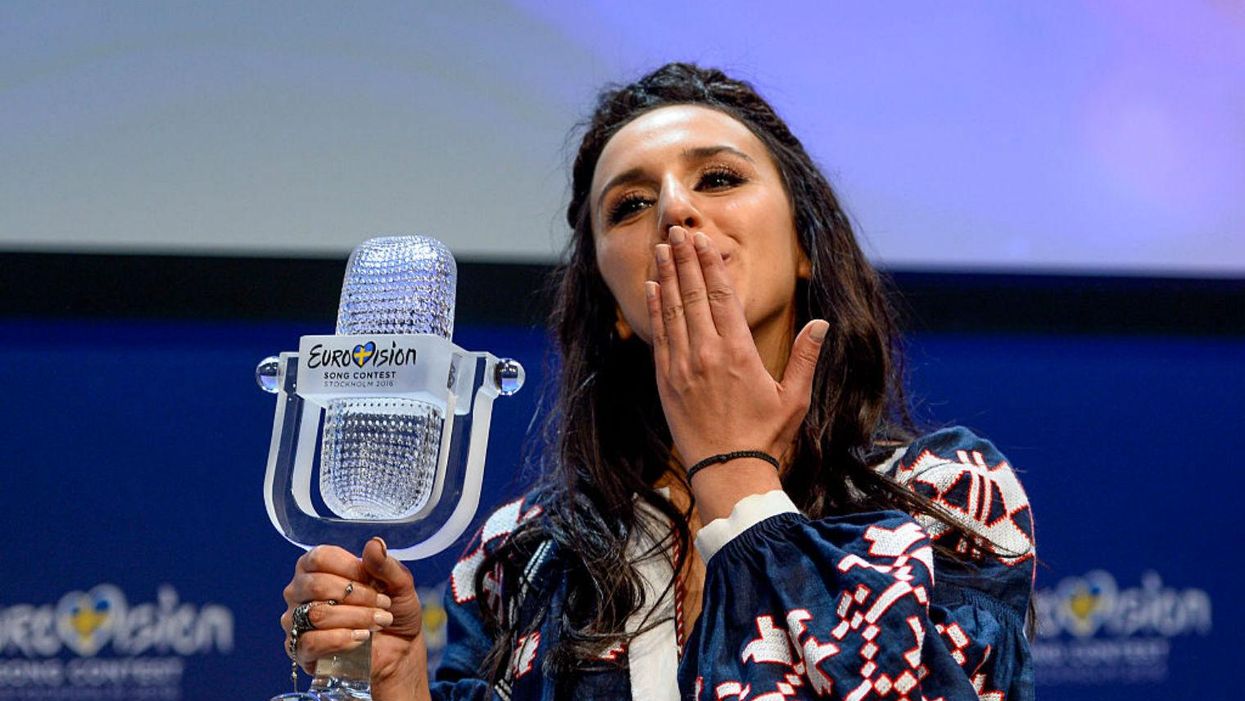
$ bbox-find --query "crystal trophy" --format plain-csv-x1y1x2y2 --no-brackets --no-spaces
256,237,525,700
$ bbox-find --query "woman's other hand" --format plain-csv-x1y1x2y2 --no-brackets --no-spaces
281,537,431,701
646,226,828,521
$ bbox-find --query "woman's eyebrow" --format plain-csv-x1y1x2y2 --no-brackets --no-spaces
682,145,754,163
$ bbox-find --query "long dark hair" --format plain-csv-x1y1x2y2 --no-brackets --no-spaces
476,62,977,678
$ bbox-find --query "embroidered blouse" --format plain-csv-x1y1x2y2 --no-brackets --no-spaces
433,426,1036,700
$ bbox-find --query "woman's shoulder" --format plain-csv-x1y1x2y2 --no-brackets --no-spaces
874,426,1037,609
876,427,1032,525
872,426,1009,477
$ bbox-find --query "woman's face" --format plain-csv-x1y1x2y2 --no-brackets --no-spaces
590,105,809,359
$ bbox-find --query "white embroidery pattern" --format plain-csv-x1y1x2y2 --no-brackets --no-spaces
893,448,1034,566
450,499,543,604
723,521,936,700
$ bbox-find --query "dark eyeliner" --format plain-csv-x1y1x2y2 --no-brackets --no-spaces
698,166,746,190
607,193,650,224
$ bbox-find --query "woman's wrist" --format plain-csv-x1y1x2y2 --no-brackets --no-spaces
688,456,783,522
686,450,779,482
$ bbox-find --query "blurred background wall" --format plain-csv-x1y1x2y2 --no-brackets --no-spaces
2,2,1242,699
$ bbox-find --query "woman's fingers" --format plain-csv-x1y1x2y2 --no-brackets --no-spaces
654,242,689,359
279,540,428,685
285,570,390,609
296,545,369,580
691,232,748,340
646,281,668,373
286,545,393,609
654,226,735,372
667,226,719,345
281,603,393,635
281,601,390,673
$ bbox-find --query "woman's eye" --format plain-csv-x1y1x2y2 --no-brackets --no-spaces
608,194,651,224
698,168,745,190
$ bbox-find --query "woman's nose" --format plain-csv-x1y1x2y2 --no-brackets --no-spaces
657,179,702,238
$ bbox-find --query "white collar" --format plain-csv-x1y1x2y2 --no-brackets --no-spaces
624,491,681,701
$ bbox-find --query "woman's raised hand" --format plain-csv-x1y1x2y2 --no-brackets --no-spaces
645,226,828,519
281,537,432,701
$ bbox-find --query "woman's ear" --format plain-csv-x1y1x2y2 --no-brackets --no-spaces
614,306,635,341
797,250,813,280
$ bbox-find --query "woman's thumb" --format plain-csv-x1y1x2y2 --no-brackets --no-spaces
362,537,413,591
362,537,422,633
782,319,829,397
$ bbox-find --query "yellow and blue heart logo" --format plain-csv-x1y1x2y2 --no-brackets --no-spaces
55,584,125,656
352,342,376,368
1068,586,1100,621
1056,570,1116,637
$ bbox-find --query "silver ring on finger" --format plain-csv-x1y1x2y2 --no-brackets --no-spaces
343,581,354,600
291,602,317,637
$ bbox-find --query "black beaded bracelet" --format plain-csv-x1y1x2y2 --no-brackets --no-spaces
685,450,779,483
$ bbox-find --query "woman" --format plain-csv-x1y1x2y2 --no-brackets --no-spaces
282,63,1036,700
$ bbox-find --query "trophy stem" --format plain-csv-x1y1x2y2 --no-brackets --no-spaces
309,637,373,700
271,637,373,701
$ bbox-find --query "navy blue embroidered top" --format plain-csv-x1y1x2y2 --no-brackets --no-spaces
432,427,1036,700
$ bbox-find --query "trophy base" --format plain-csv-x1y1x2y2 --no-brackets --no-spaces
271,674,371,701
271,690,370,701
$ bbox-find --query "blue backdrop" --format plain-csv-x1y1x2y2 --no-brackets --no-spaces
1,317,1239,699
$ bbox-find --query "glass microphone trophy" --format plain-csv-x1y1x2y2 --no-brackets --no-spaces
255,236,525,701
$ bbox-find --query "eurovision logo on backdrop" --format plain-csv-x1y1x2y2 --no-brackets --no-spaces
1032,569,1212,685
0,584,234,700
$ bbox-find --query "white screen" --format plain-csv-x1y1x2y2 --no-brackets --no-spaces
3,1,1243,275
